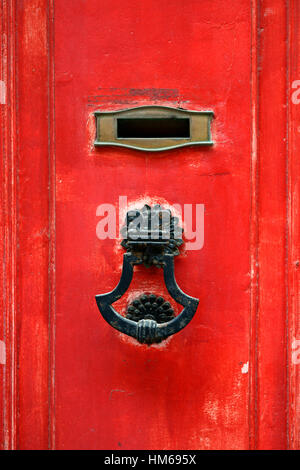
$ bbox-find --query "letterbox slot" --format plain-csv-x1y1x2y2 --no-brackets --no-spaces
117,118,190,139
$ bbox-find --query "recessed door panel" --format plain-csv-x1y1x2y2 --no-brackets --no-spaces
53,0,251,450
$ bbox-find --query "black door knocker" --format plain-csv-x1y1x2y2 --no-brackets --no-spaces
95,204,199,344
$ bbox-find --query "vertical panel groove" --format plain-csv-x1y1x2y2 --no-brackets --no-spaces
285,0,290,450
48,0,56,450
0,0,18,450
16,0,51,449
249,0,259,450
287,0,300,450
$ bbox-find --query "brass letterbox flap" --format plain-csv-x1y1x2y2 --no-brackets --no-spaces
94,105,214,152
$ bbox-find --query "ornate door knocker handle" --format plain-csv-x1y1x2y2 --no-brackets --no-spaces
95,205,199,344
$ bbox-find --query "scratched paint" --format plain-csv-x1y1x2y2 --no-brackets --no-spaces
0,80,6,104
0,341,6,365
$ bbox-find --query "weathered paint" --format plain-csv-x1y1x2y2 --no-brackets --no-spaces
0,0,299,450
0,341,6,365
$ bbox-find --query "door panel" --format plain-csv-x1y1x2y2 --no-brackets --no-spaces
54,0,251,450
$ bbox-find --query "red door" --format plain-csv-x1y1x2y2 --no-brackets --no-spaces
1,0,299,450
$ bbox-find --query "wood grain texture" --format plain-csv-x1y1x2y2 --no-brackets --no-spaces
254,0,289,449
287,0,300,451
15,0,51,450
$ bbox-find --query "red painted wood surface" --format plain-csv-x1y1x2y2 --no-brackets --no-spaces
0,0,299,450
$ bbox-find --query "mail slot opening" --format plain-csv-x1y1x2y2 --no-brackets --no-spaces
117,118,190,139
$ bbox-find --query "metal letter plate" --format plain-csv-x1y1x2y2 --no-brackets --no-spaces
94,105,214,152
